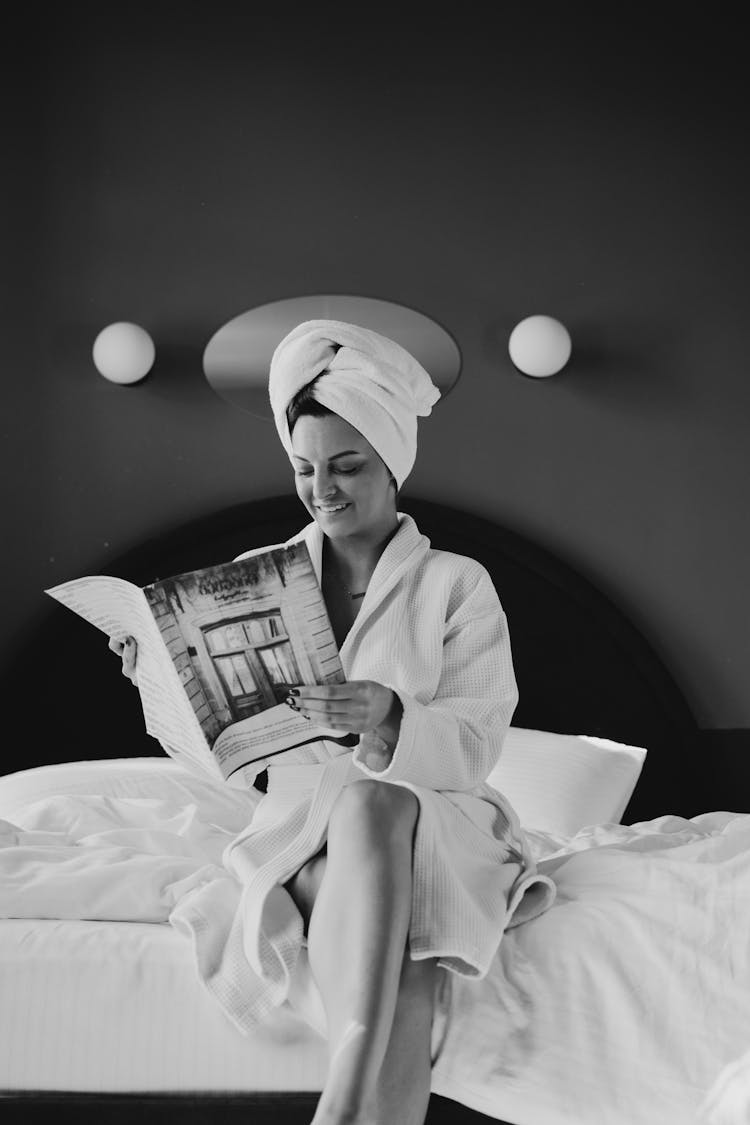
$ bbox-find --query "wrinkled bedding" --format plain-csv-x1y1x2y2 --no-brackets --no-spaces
0,769,748,1125
433,812,750,1125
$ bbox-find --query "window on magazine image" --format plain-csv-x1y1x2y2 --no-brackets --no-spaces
204,613,301,720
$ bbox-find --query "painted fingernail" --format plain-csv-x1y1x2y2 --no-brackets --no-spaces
286,698,298,710
289,688,300,697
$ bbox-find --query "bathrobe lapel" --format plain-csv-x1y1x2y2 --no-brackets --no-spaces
290,513,431,671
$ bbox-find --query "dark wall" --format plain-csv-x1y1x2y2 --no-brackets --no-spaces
3,8,749,747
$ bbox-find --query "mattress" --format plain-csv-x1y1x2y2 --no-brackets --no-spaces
0,758,328,1092
0,916,329,1093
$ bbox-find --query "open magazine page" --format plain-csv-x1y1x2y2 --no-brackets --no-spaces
143,542,354,782
45,575,220,781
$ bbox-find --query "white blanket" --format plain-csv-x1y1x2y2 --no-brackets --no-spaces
1,793,748,1125
433,812,750,1125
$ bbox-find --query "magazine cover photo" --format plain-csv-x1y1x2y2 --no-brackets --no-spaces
143,542,350,776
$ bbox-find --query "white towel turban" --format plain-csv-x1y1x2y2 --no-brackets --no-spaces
268,319,441,489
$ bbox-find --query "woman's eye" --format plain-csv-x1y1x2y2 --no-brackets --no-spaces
294,465,360,477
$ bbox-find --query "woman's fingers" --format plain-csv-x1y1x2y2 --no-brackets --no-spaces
292,696,360,719
286,698,351,729
122,637,137,679
286,681,393,731
285,690,357,730
287,685,357,719
109,635,138,683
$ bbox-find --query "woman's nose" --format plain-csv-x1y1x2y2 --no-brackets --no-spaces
312,471,336,497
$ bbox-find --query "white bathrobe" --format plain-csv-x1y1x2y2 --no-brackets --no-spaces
168,511,556,1035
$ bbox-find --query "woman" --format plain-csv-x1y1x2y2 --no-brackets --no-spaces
110,320,555,1125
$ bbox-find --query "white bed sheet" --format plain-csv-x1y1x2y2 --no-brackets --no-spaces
0,759,329,1094
432,812,750,1125
0,916,329,1093
1,760,748,1124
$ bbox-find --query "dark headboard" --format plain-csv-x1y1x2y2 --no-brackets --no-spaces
7,495,701,823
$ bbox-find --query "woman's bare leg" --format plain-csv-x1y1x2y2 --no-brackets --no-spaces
302,778,420,1125
286,834,438,1125
288,853,438,1125
371,953,439,1125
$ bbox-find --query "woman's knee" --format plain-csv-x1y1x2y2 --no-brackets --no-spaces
329,778,419,844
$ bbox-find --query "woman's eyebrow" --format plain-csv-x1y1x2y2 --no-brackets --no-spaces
292,450,363,462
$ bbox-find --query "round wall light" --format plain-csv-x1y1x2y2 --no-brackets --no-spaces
93,322,155,384
508,315,572,378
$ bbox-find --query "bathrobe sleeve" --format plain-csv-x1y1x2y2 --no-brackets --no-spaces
352,563,519,792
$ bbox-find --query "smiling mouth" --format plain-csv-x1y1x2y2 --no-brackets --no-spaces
315,503,350,513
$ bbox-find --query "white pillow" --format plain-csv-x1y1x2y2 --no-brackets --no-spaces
487,727,647,836
1,730,645,841
0,757,260,831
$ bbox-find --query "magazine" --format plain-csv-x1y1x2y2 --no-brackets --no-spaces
45,542,355,787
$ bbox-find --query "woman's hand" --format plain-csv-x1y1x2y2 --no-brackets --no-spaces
108,635,138,684
287,681,402,740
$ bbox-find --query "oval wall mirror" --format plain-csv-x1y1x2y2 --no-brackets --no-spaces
203,294,462,420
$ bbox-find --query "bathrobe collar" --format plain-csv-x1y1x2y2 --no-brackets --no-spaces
289,512,431,664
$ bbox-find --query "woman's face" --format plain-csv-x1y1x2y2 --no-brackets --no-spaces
290,413,397,540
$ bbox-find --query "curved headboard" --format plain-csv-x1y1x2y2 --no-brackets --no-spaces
9,495,701,822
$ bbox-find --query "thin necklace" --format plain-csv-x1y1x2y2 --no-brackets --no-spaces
324,542,368,600
332,562,367,600
339,574,366,600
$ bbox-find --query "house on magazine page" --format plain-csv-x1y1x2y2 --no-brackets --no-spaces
143,546,341,741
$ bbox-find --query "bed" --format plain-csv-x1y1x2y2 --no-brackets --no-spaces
1,495,748,1125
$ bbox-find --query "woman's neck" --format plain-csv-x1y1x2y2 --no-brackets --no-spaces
324,513,400,586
